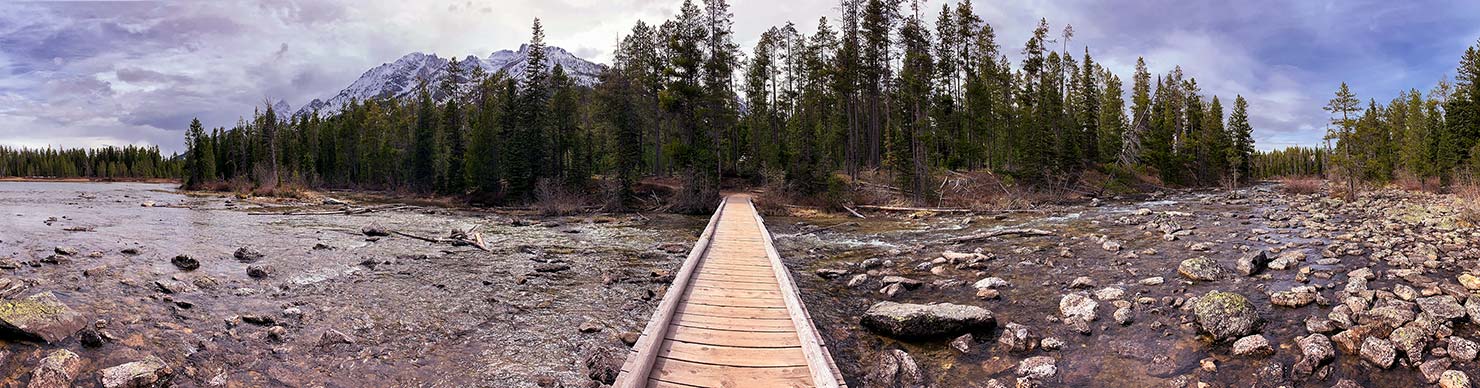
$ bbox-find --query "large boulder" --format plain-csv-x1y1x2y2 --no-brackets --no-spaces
861,301,995,339
1178,257,1225,281
1191,291,1261,341
0,292,86,343
99,355,172,388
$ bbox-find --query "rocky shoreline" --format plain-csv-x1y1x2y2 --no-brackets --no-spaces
778,185,1478,387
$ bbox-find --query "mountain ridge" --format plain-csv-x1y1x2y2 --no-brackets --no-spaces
294,45,604,117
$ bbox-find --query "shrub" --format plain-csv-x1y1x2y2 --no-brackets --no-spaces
1278,176,1323,195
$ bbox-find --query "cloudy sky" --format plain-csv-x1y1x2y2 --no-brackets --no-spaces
2,0,1478,154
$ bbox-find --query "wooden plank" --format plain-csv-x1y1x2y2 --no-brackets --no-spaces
687,279,778,291
666,324,803,348
685,287,785,300
657,340,808,368
670,312,797,331
675,303,792,319
648,357,814,388
682,295,786,309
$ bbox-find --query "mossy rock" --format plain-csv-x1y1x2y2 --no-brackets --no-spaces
0,291,87,343
1192,291,1261,341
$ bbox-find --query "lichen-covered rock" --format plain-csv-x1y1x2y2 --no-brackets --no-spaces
1191,291,1261,341
1389,326,1428,364
861,301,995,339
1359,337,1396,369
28,349,82,388
1271,286,1318,308
99,355,171,388
997,322,1038,352
0,292,86,343
1442,370,1472,388
1178,257,1225,281
1232,334,1273,357
1450,336,1479,361
1016,356,1057,379
1417,295,1466,320
865,349,923,388
1059,292,1098,322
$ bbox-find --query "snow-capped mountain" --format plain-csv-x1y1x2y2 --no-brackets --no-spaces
295,45,604,117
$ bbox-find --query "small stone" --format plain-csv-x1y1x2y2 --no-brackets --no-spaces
973,277,1008,289
1178,257,1225,281
997,322,1038,352
1271,286,1318,307
1069,276,1095,289
950,333,974,353
1449,336,1479,361
847,274,868,288
1441,370,1472,388
1113,307,1134,325
1059,292,1098,322
815,268,848,279
246,265,273,279
266,325,288,341
619,331,640,346
1235,250,1269,276
1232,334,1273,357
1016,356,1057,379
318,329,355,347
534,263,571,273
1298,333,1336,365
1102,240,1122,252
1460,274,1480,290
53,246,78,256
1138,277,1164,286
361,224,391,237
1040,337,1065,350
233,247,264,262
1200,358,1217,373
1423,359,1454,384
976,288,1000,299
78,328,104,348
579,321,603,333
170,255,199,271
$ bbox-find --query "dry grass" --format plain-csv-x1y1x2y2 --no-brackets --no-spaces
534,179,589,216
1395,172,1443,192
1456,183,1480,226
1278,176,1324,195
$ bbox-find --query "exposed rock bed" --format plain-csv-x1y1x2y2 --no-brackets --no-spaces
777,185,1479,387
0,182,698,387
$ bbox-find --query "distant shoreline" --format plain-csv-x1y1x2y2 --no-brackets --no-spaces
0,176,180,184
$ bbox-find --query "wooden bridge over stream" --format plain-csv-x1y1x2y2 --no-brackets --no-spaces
615,194,847,387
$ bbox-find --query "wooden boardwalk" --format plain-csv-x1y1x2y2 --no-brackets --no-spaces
615,194,845,387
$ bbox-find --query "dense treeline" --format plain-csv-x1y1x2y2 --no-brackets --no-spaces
0,145,179,179
183,0,1261,208
1252,147,1327,179
1254,39,1480,193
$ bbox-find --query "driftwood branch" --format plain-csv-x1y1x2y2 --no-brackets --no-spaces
843,206,866,219
943,228,1055,243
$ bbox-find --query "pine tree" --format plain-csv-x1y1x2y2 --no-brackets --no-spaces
1325,82,1362,200
1097,72,1127,164
1227,95,1255,184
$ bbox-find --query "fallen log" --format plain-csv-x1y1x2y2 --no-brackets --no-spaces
843,206,866,219
855,205,973,213
943,228,1055,243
